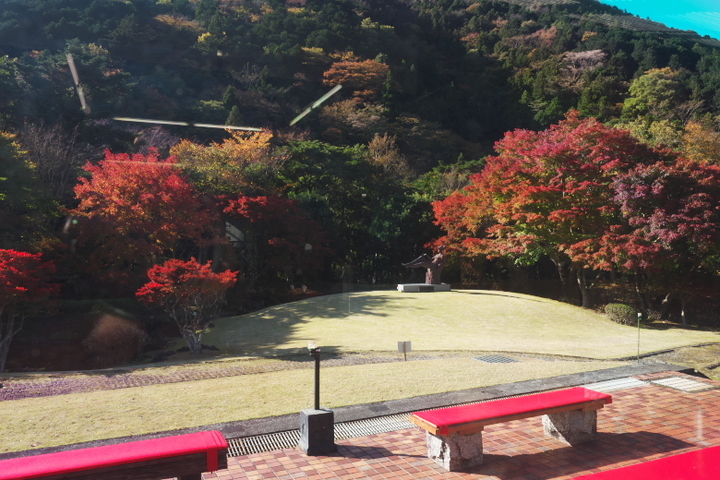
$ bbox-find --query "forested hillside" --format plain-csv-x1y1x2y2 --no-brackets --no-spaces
3,0,720,369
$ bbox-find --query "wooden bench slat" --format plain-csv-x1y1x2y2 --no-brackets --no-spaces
409,387,612,436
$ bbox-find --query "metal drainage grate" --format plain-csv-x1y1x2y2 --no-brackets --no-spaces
227,413,415,457
583,377,649,393
651,376,717,393
474,355,520,364
228,430,300,457
334,413,414,440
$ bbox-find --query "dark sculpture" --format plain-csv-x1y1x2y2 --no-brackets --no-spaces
402,246,446,284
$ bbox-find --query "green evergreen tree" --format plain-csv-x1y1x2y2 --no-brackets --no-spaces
222,86,236,109
0,132,58,249
226,106,243,126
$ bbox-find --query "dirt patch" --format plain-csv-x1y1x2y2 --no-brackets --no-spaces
4,292,319,373
5,316,94,371
647,344,720,379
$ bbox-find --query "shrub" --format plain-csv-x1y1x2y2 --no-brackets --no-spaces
605,303,640,326
82,314,149,368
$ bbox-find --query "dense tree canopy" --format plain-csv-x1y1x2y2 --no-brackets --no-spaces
5,0,720,338
222,194,332,292
433,112,677,306
68,150,217,290
0,131,58,250
3,0,720,151
171,130,282,196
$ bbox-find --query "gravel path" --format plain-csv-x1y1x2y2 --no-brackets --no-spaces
0,353,455,401
3,345,704,402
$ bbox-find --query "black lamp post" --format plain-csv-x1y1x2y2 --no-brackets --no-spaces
298,341,336,455
309,343,321,410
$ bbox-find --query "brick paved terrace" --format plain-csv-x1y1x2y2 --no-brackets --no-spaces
203,371,720,480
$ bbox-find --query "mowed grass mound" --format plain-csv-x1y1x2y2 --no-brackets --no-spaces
206,290,720,359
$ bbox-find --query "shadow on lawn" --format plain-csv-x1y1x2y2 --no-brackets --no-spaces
211,292,402,355
271,291,402,320
456,290,545,302
641,322,720,332
236,345,344,360
466,431,694,478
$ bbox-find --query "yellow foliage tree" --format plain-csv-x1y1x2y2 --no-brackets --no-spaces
322,59,389,101
170,130,283,195
368,133,413,181
682,121,720,164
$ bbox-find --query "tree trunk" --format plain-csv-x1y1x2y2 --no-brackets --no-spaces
549,252,574,301
0,314,21,373
680,297,687,326
245,228,260,292
508,263,529,292
679,291,692,326
660,291,673,320
634,270,651,317
197,245,209,265
181,327,203,354
548,252,570,287
0,335,12,373
210,217,226,271
575,267,591,308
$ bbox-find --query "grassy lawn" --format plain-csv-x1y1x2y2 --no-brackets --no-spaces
0,357,628,453
3,289,718,453
204,290,720,359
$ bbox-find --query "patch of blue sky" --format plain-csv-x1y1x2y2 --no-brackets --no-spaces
599,0,720,40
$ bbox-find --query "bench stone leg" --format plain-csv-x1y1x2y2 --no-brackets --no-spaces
426,431,484,471
542,409,597,445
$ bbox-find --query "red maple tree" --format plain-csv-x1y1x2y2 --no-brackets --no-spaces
68,149,218,290
222,195,331,291
136,258,237,354
0,250,59,371
433,111,671,306
598,158,720,318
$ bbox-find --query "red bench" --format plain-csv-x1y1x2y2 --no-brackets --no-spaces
0,430,228,480
574,445,720,479
409,387,612,471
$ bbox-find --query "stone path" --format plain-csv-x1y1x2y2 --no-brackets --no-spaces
2,345,709,402
0,353,451,401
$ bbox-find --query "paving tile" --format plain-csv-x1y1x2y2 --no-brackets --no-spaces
202,372,720,479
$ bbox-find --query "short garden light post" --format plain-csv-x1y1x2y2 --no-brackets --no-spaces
310,341,321,409
637,312,642,363
299,341,336,455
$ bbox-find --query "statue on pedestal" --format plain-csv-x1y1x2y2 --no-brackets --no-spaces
402,246,446,284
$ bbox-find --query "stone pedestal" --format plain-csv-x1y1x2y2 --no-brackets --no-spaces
426,431,484,472
299,409,337,455
542,409,598,445
397,283,451,292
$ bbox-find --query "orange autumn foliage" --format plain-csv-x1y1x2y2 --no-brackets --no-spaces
322,59,389,101
171,129,283,195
